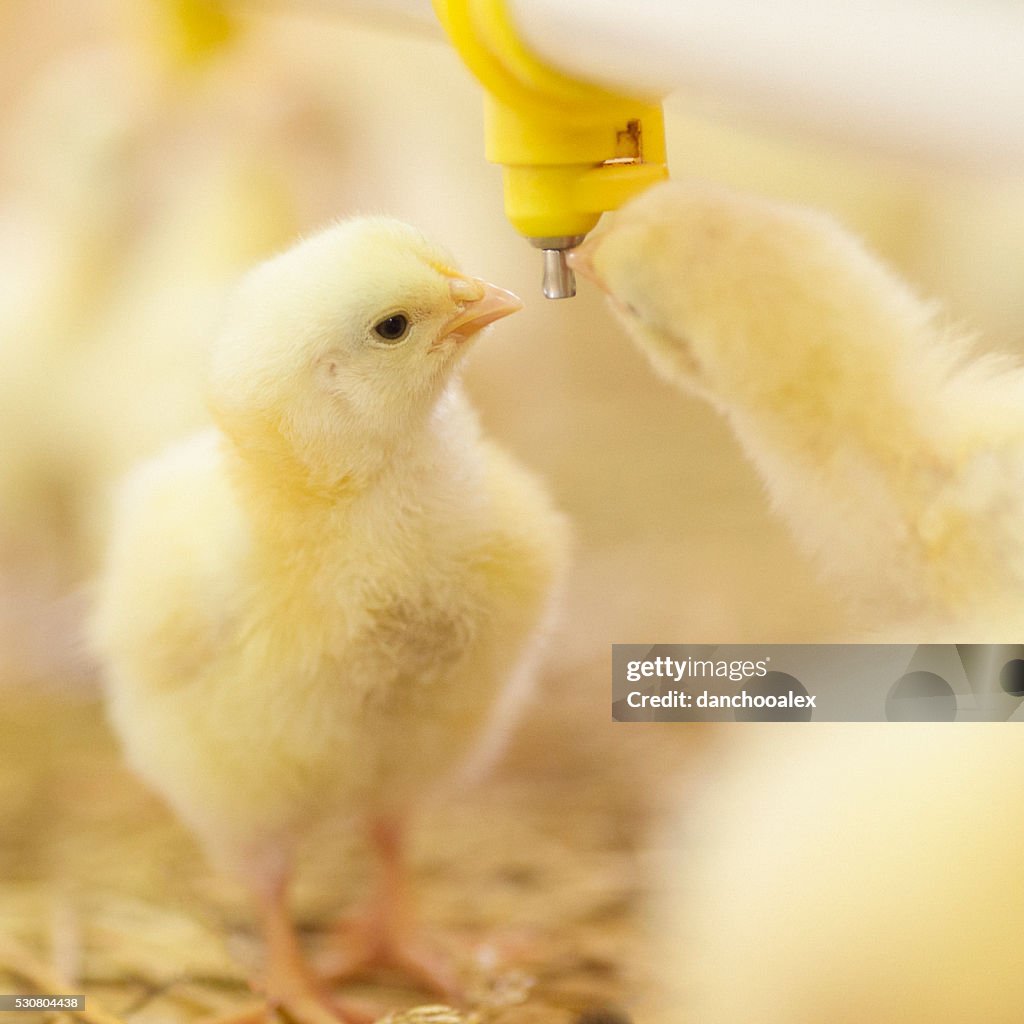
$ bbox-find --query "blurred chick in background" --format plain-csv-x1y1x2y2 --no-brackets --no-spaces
0,0,349,681
0,48,150,677
92,217,568,1023
573,180,1024,636
659,725,1024,1024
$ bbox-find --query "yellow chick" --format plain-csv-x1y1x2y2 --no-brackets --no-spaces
571,180,1024,635
658,724,1024,1023
91,217,568,1023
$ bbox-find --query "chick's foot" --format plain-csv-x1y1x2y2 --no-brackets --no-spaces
260,949,357,1024
197,950,379,1024
202,874,380,1024
315,922,461,1002
200,996,375,1024
316,818,461,1000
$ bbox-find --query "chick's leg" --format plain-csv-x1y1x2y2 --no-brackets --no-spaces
206,863,366,1024
318,817,460,999
258,878,347,1024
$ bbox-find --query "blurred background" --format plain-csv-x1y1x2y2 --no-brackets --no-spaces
1,1,1022,1021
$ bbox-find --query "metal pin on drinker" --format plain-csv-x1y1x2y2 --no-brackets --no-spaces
532,235,586,300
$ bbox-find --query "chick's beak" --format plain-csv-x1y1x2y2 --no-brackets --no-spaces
435,278,522,348
565,239,606,291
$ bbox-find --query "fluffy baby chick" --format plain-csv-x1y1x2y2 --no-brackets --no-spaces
659,725,1024,1023
572,181,1024,634
91,217,568,1023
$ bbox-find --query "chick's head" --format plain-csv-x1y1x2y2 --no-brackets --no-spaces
208,217,520,484
568,181,784,399
570,180,905,405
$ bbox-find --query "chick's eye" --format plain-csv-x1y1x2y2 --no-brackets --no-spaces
373,314,410,343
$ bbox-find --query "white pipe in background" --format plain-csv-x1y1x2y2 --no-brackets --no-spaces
510,0,1024,171
305,0,1024,170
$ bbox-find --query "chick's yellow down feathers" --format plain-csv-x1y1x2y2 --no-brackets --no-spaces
91,217,568,1017
575,180,1024,634
660,726,1024,1024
